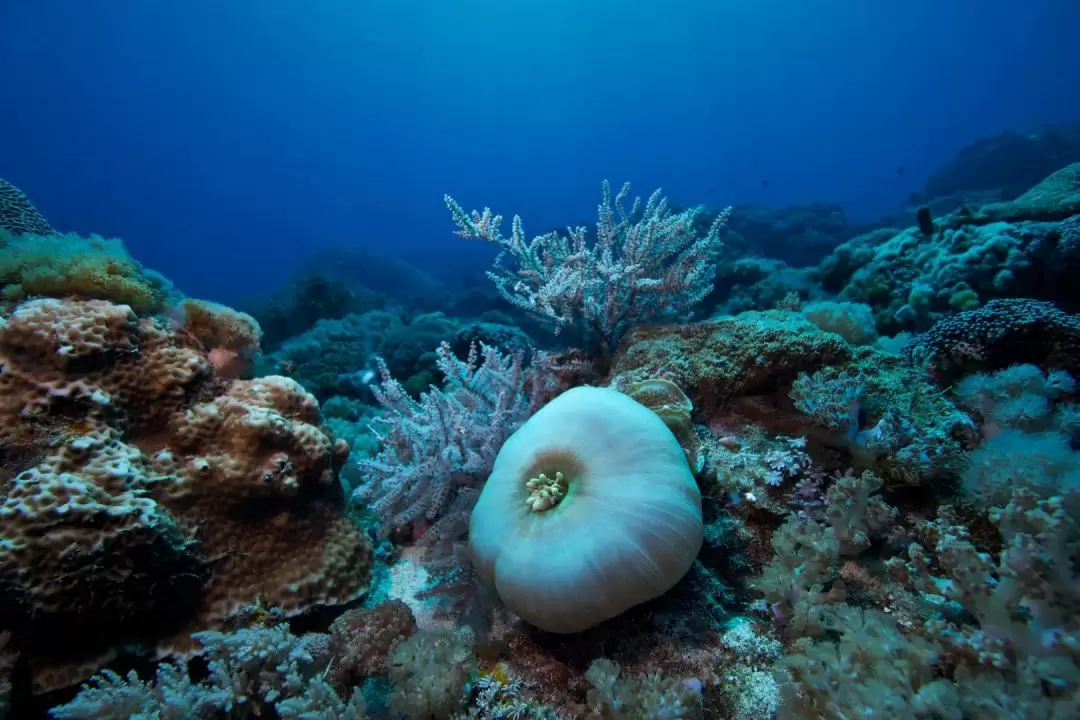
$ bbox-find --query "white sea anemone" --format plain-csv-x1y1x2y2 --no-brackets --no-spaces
469,386,703,633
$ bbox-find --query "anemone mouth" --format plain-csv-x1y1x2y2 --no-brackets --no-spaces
521,449,585,512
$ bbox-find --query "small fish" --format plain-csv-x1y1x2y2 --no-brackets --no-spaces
761,179,770,188
896,165,906,176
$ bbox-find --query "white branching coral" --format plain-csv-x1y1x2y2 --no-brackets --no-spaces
352,341,532,535
446,181,730,347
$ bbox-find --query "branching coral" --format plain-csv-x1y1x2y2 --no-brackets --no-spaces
352,341,532,536
447,181,730,348
50,625,365,719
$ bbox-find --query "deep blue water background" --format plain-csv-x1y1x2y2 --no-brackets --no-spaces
1,0,1078,303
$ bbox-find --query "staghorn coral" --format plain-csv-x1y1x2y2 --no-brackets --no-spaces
447,181,730,348
353,341,531,536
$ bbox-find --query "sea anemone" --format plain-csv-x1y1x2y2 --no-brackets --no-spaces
469,386,703,633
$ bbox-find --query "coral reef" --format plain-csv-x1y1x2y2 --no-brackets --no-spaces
922,123,1080,206
907,297,1080,381
50,624,365,719
447,181,730,349
245,267,386,352
0,178,53,236
815,163,1080,333
0,232,173,312
151,375,370,650
720,201,851,268
0,297,368,699
6,154,1080,718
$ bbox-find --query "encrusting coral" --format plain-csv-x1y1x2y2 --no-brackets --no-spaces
0,297,369,694
150,375,370,653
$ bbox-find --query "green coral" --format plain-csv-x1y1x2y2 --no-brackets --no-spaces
0,230,169,312
948,286,980,311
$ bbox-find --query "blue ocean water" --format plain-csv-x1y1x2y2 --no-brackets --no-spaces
1,1,1076,302
2,2,1080,718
